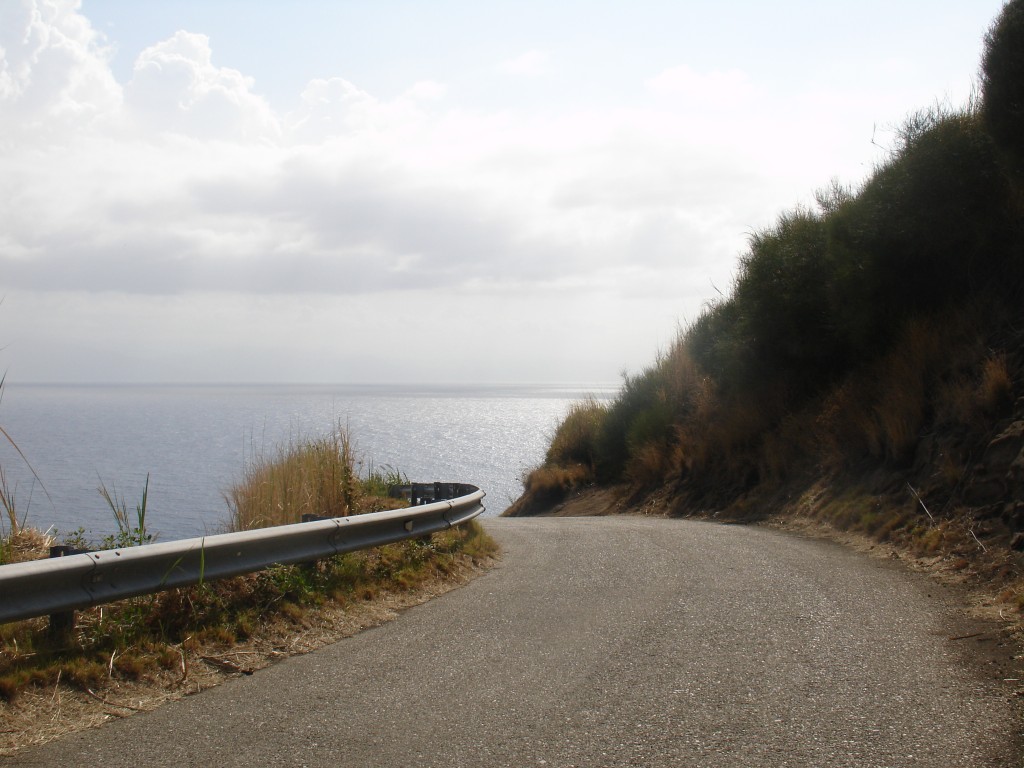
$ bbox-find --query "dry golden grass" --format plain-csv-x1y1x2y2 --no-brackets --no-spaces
226,423,405,531
1,527,53,565
978,353,1014,415
524,464,590,498
809,309,1011,469
227,425,358,530
625,443,671,487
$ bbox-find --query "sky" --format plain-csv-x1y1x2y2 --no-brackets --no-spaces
0,0,1008,385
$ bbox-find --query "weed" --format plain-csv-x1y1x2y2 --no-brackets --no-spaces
97,474,153,548
60,659,106,691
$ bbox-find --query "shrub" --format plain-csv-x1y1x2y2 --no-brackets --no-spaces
732,207,839,390
826,108,1011,354
981,0,1024,169
525,2,1024,516
545,397,608,470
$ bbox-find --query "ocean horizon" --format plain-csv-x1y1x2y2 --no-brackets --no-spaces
0,381,617,543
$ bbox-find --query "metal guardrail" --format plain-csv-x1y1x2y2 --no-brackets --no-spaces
0,482,485,625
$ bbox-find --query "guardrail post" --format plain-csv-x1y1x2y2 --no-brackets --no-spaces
47,545,84,639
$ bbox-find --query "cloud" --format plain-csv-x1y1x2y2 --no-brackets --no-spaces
0,0,121,141
499,50,549,76
645,65,754,107
0,6,765,303
403,80,447,101
125,30,279,142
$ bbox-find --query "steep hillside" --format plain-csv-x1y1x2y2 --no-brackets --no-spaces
508,0,1024,610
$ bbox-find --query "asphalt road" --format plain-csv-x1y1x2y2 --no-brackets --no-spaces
7,516,1020,767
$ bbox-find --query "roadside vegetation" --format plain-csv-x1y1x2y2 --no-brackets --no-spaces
510,1,1024,609
0,422,496,711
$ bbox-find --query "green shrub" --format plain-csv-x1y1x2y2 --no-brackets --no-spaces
545,397,608,470
732,207,839,391
982,0,1024,169
826,108,1011,352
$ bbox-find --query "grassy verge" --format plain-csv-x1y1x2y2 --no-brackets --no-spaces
0,423,497,746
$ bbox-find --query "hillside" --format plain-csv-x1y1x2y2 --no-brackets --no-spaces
507,1,1024,610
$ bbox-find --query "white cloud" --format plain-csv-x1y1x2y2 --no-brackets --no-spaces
646,65,754,107
0,0,121,142
125,30,279,142
1,0,995,383
499,49,549,76
403,80,447,101
0,11,767,303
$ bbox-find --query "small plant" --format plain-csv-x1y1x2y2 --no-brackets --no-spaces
97,473,153,548
0,374,54,563
361,463,409,511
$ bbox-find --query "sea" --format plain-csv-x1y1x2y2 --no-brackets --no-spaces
0,383,617,543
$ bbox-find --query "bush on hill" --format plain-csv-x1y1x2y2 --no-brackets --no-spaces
510,1,1024,586
982,0,1024,172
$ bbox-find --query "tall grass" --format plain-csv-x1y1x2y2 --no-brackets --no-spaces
0,377,53,565
226,422,404,531
0,467,24,539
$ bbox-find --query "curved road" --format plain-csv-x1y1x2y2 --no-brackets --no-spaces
9,517,1020,767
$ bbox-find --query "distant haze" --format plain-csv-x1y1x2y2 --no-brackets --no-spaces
0,0,1004,384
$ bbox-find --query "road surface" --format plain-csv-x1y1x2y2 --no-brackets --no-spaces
7,516,1020,767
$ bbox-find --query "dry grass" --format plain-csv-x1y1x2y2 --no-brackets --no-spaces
625,442,672,487
978,353,1014,415
0,424,498,718
0,520,497,755
226,422,404,531
0,527,53,565
545,397,607,470
524,464,590,500
0,520,496,709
